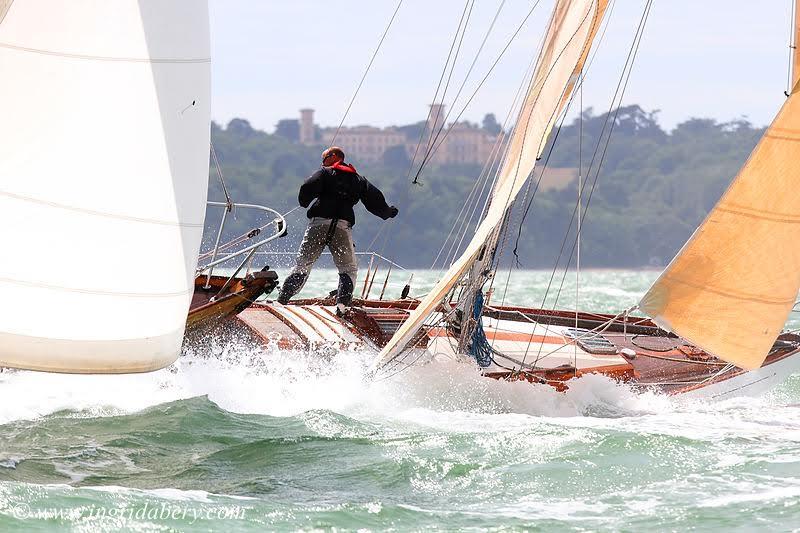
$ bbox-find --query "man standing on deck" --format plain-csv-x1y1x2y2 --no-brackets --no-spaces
277,146,398,314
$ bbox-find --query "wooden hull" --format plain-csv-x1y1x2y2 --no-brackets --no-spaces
234,297,800,397
186,271,278,332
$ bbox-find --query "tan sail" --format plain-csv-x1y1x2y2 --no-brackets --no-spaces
640,90,800,370
374,0,609,369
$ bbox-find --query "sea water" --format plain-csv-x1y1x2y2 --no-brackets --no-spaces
2,270,800,531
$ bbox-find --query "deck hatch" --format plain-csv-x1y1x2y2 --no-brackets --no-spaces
563,327,618,355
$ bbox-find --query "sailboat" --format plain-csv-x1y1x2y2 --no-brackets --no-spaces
0,1,212,373
236,0,800,398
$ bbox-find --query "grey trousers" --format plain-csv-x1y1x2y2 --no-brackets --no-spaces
277,218,358,305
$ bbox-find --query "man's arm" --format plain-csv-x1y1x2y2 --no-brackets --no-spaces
298,169,325,207
360,176,398,219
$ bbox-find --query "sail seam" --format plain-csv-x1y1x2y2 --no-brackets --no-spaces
0,276,192,298
661,275,796,306
717,204,800,224
0,190,204,227
764,132,800,142
769,126,800,134
0,42,210,63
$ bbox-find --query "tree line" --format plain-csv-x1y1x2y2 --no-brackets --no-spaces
206,106,763,270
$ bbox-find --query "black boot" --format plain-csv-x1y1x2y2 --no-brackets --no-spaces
335,273,354,306
277,272,307,305
334,273,354,316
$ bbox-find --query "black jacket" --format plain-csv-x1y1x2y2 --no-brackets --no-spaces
298,163,393,226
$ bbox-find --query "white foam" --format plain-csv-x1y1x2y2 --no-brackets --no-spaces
0,335,796,437
0,333,664,424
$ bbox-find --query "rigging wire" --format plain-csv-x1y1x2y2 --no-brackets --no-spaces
492,85,578,342
410,0,544,185
387,0,598,369
440,37,546,274
439,2,560,275
525,0,655,370
508,0,618,267
380,0,541,270
364,0,474,260
429,139,500,270
442,2,602,359
362,0,472,259
575,70,583,372
404,0,475,185
330,0,404,146
436,47,540,274
481,0,600,291
413,0,507,182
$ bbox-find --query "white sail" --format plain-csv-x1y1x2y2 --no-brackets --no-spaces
0,1,210,373
375,0,609,369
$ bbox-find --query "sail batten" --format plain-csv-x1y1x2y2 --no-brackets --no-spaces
374,0,609,369
640,92,800,371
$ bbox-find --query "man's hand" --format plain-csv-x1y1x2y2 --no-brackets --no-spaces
387,206,399,218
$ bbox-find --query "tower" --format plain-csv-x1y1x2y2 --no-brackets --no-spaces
299,108,315,144
427,103,446,135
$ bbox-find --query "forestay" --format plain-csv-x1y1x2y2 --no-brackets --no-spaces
640,86,800,370
0,1,210,372
374,0,609,369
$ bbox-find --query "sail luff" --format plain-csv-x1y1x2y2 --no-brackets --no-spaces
639,92,800,370
374,0,609,370
794,0,800,90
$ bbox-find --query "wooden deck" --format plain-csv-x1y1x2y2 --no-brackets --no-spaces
186,270,278,332
229,297,800,396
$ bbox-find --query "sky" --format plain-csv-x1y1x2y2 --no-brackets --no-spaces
208,0,793,133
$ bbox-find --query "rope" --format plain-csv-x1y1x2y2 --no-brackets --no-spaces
330,0,404,145
469,291,493,367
